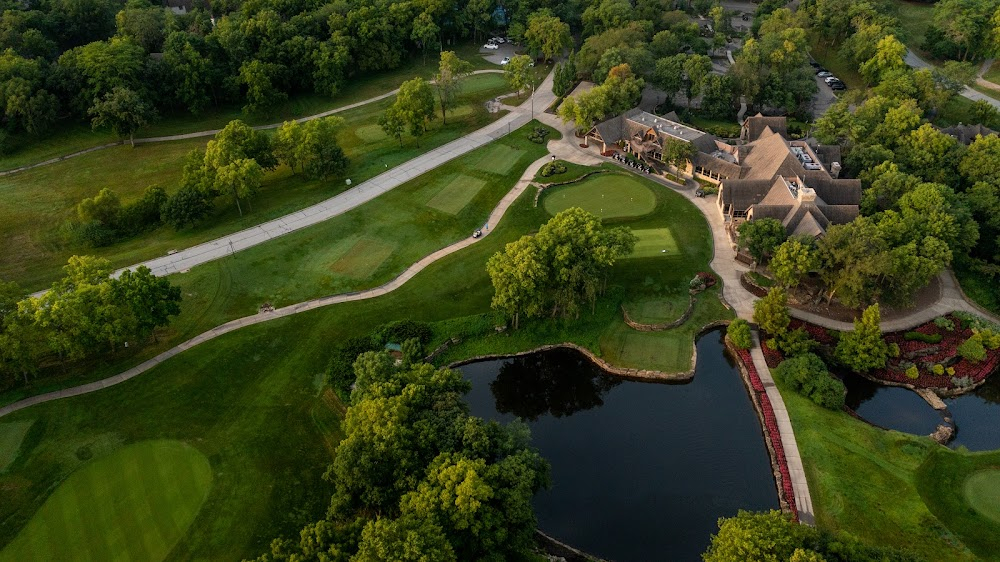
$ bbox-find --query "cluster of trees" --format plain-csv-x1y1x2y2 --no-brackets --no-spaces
704,509,921,561
72,185,167,247
0,0,579,146
555,1,820,134
922,0,1000,62
557,63,644,130
167,116,346,227
803,5,1000,304
487,207,637,328
0,256,181,390
253,354,550,561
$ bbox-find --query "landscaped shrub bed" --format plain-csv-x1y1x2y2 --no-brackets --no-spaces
735,347,798,521
761,337,784,368
872,315,1000,390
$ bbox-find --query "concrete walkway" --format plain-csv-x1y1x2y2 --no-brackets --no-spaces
905,50,1000,110
28,70,557,297
1,149,553,419
0,70,505,177
750,330,815,525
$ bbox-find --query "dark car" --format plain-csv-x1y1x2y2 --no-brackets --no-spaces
829,82,847,91
809,61,821,68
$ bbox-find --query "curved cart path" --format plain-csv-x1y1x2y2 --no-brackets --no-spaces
0,70,505,177
28,70,555,298
1,151,551,420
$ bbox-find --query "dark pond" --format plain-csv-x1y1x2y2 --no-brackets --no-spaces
946,373,1000,451
843,374,941,436
457,328,778,562
843,371,1000,451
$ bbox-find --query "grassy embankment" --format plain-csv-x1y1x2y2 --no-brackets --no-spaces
0,126,729,559
0,43,495,172
781,379,1000,561
0,72,512,291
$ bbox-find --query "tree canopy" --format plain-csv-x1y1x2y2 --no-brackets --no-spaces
487,207,637,328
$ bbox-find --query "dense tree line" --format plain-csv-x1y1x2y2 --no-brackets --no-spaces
0,0,582,146
0,255,181,390
252,354,550,561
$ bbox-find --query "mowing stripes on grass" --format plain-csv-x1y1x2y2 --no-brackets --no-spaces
0,421,33,473
426,175,488,215
542,174,657,219
473,144,525,175
328,238,395,279
627,228,679,259
0,440,211,562
964,469,1000,524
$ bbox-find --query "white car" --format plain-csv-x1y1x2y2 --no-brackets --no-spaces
824,76,840,84
817,71,833,78
492,36,505,44
483,43,499,50
500,57,510,65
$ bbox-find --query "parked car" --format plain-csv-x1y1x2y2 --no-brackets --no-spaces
484,43,499,49
809,61,821,68
500,57,510,65
817,71,833,78
824,76,840,84
830,82,847,91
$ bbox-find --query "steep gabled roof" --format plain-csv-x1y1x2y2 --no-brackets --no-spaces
739,132,805,180
721,179,774,209
759,177,797,206
742,113,789,142
804,175,862,205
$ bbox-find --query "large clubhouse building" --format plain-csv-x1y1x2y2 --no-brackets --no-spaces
587,109,861,238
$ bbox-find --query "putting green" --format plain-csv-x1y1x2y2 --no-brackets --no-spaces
426,174,487,214
0,421,33,473
543,174,657,219
627,228,680,258
0,440,212,562
473,144,525,175
963,469,1000,524
329,238,395,279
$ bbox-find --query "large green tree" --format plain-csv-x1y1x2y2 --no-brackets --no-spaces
435,51,472,125
835,304,891,372
753,287,790,338
737,219,787,263
487,208,637,326
524,11,571,63
88,86,156,147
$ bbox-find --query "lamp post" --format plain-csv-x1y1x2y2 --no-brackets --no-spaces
531,80,535,119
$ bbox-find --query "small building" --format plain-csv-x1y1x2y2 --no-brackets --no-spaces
585,108,720,167
938,123,998,145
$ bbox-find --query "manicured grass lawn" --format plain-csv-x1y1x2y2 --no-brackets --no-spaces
955,267,1000,315
896,1,935,59
534,160,609,184
0,42,494,172
963,469,1000,524
425,175,488,215
780,377,997,561
0,440,211,562
542,173,658,219
916,449,1000,559
984,61,1000,86
0,130,729,557
627,228,680,258
0,421,33,473
472,143,526,175
0,122,559,407
0,73,513,291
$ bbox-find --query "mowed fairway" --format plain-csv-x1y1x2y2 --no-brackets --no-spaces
473,144,525,175
542,174,657,219
426,175,488,214
0,440,211,562
964,470,1000,524
627,228,679,258
0,421,33,472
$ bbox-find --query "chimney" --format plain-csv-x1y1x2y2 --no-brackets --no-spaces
830,162,842,178
798,187,816,202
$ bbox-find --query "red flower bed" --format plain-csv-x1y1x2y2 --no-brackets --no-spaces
735,347,798,521
870,314,1000,390
789,319,837,346
696,271,717,287
760,338,783,369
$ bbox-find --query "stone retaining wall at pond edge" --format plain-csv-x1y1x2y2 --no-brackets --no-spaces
621,297,695,331
532,170,612,206
448,342,695,382
535,530,606,562
727,337,799,521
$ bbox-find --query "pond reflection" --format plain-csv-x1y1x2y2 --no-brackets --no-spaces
458,329,778,562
